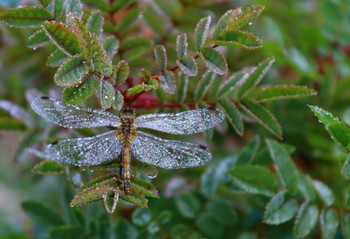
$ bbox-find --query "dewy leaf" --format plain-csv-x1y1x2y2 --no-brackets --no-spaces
218,68,252,99
176,56,198,77
154,45,167,72
63,73,99,104
99,80,115,110
214,30,262,49
320,208,339,239
263,190,299,225
0,7,53,27
54,55,89,87
43,21,81,55
103,36,119,59
175,192,200,218
293,203,319,239
176,33,188,59
194,72,214,101
237,57,275,99
240,100,282,138
342,154,350,180
251,85,317,102
200,47,228,75
114,60,129,84
207,197,238,225
115,8,141,32
87,11,104,39
27,30,50,49
131,177,159,198
112,90,124,111
47,49,69,67
176,73,188,103
309,105,350,151
213,8,243,38
70,186,118,207
66,0,83,17
313,180,335,206
159,71,176,94
341,212,350,238
195,16,211,51
266,139,299,192
228,165,279,197
218,99,243,136
32,160,65,175
127,84,144,95
227,5,265,30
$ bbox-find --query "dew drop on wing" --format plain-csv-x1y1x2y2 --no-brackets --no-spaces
147,174,158,179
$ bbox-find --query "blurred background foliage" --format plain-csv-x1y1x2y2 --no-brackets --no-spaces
1,0,350,238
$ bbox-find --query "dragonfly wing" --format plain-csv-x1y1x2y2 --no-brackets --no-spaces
131,131,212,169
135,108,224,135
31,97,120,128
29,131,121,166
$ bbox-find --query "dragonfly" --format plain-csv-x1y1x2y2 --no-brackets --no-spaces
30,96,225,194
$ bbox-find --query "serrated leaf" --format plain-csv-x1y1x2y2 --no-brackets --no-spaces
237,57,275,99
229,165,279,197
309,105,350,151
320,208,339,239
196,212,224,238
194,72,214,101
131,177,159,198
176,56,198,76
263,191,299,225
176,192,200,218
103,36,119,59
176,33,187,59
154,45,167,72
63,73,99,104
32,160,65,175
159,71,176,94
227,5,265,30
294,203,319,239
214,30,262,49
66,0,83,17
266,139,299,192
47,49,69,67
76,173,119,193
99,80,115,109
195,16,211,51
114,60,129,84
70,186,118,207
127,84,144,95
240,100,282,138
27,30,50,49
119,188,148,208
176,73,188,103
132,160,158,177
112,90,124,111
207,197,238,225
218,68,253,99
54,55,89,87
251,85,317,102
87,11,104,39
218,99,243,136
0,7,53,27
115,9,141,32
341,212,350,238
200,47,228,75
213,8,243,38
22,200,64,227
313,180,334,206
342,154,350,179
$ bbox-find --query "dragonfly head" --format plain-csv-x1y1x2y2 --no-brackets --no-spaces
120,108,136,118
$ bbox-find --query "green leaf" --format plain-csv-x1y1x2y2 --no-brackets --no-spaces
99,80,115,110
43,21,81,55
342,154,350,180
313,180,334,206
194,72,214,101
87,11,104,39
0,118,26,130
298,173,316,201
154,45,167,72
240,100,282,138
176,73,188,103
195,16,211,51
47,49,69,67
66,0,82,17
112,90,124,111
207,197,238,225
266,139,299,192
27,30,50,49
53,0,65,18
111,0,134,12
159,71,176,94
115,9,141,32
115,218,138,239
132,160,158,177
176,56,198,76
236,136,260,165
196,212,224,238
157,210,173,225
50,225,83,239
229,165,279,197
127,84,145,95
213,8,243,38
63,73,99,104
218,99,243,136
32,160,65,175
320,208,339,239
227,5,265,30
70,185,118,207
0,7,53,27
21,200,64,227
341,212,350,238
37,0,50,7
175,192,200,218
176,33,187,59
131,177,159,198
251,85,317,102
132,208,151,226
84,0,110,11
214,30,262,49
309,105,350,151
200,47,228,75
263,191,299,225
54,55,89,87
294,203,319,239
237,57,275,99
218,68,253,99
103,36,119,59
114,60,129,84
